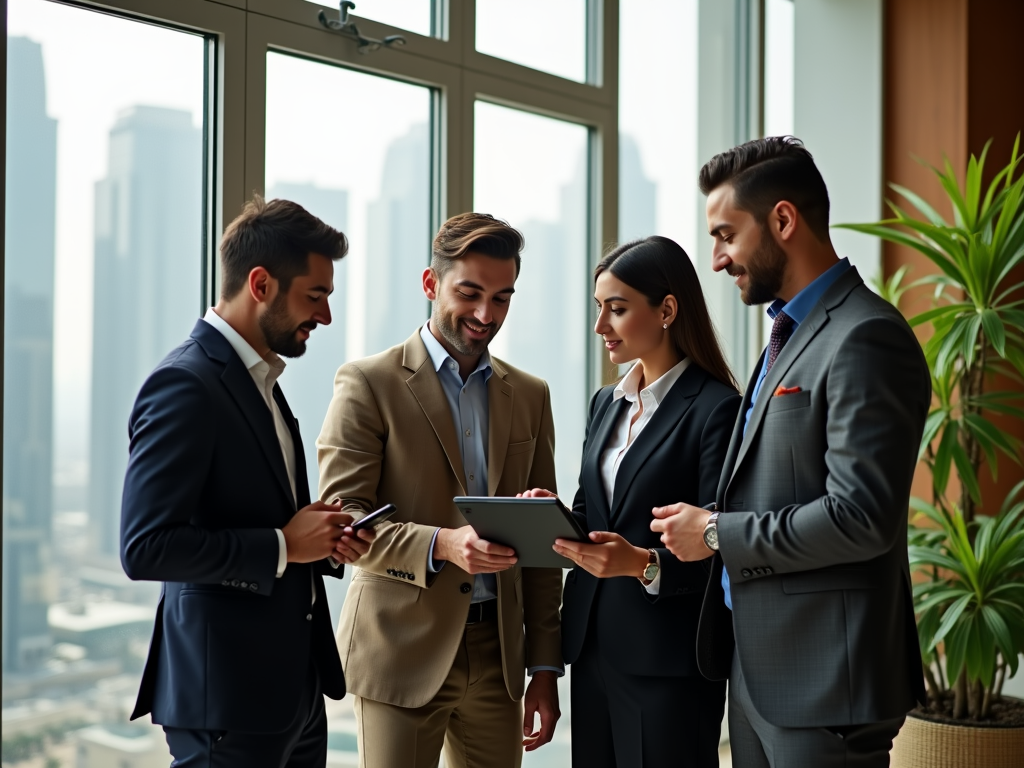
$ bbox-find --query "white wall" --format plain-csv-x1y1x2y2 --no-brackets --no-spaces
794,0,883,285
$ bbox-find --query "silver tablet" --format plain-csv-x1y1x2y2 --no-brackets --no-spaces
453,496,587,569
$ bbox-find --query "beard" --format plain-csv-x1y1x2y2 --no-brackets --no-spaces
259,292,315,358
432,307,500,357
732,227,788,305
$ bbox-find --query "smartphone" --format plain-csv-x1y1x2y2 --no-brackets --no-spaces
350,503,397,532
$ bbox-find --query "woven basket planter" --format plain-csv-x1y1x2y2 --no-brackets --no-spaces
890,709,1024,768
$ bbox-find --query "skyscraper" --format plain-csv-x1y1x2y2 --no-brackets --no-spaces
88,106,202,558
364,122,431,355
3,37,58,672
618,133,657,243
267,180,348,497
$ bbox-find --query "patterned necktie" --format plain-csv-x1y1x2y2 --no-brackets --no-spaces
766,312,796,373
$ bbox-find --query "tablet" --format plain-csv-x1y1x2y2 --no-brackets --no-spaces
453,496,587,569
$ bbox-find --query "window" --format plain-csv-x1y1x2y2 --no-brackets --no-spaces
475,0,588,82
302,0,436,38
264,52,434,625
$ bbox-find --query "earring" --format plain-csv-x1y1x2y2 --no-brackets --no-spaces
663,323,668,329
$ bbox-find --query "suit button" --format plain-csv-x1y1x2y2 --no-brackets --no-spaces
741,569,752,578
753,568,764,576
408,573,416,582
460,583,472,594
221,580,229,587
231,580,240,587
306,614,313,621
764,566,773,575
249,583,259,592
240,581,248,588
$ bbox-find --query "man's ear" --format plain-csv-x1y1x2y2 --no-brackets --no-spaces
248,266,274,305
422,267,440,301
772,201,799,243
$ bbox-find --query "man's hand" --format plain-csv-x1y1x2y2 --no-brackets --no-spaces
282,501,352,563
434,525,517,574
517,488,556,498
650,502,713,561
333,526,376,564
553,531,648,579
523,670,560,751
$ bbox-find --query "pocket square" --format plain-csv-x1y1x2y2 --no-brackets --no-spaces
774,385,802,397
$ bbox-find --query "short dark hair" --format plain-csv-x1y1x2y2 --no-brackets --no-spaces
431,212,524,279
220,195,348,299
698,136,831,241
596,236,738,390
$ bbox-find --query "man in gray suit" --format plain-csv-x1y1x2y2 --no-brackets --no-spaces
650,136,929,767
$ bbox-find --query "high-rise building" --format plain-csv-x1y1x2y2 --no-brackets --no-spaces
88,106,202,559
3,37,58,672
267,180,348,496
364,123,431,356
618,133,657,243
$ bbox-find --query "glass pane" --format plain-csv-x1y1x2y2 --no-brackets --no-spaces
764,0,796,138
302,0,433,37
618,0,698,252
5,0,205,762
265,52,432,758
476,0,587,82
474,101,588,767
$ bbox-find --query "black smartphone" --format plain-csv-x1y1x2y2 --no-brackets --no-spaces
350,503,397,532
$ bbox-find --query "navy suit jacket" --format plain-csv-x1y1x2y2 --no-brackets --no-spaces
121,319,345,733
560,363,740,677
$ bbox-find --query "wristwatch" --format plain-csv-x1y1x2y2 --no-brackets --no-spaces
703,512,721,552
639,549,659,586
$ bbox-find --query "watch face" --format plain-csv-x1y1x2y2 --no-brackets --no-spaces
704,526,719,550
643,563,660,581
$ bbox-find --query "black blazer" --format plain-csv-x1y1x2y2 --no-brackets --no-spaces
561,363,740,678
121,320,346,733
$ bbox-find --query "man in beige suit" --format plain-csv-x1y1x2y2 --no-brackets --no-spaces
317,213,563,768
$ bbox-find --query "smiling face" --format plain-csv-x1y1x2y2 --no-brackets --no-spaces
593,269,671,366
424,250,517,358
706,184,788,305
257,252,335,358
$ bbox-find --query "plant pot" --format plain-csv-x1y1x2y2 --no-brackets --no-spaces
890,705,1024,768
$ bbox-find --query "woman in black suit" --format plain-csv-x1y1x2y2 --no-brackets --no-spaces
523,236,740,767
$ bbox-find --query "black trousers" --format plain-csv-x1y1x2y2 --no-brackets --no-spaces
571,636,727,768
728,653,905,768
164,662,327,768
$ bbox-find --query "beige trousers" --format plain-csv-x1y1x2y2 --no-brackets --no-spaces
354,619,524,768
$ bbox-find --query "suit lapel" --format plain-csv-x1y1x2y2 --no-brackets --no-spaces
402,332,468,493
487,359,513,496
609,364,704,523
581,394,625,530
274,384,310,508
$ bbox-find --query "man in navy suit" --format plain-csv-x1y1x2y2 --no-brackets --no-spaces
121,196,372,767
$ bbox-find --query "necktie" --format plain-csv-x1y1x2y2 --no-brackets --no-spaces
766,312,795,372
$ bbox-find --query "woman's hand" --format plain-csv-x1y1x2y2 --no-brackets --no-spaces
553,531,649,579
517,488,557,498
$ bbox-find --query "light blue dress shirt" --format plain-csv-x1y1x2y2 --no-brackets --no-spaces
723,258,851,609
419,324,498,603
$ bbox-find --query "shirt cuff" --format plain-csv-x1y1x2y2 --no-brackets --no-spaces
643,549,662,595
528,666,565,677
427,528,445,573
327,556,342,569
275,529,287,578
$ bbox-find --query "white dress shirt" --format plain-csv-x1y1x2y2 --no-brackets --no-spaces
600,357,692,595
202,308,296,579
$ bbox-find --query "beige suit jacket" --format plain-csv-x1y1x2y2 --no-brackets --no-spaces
316,330,563,708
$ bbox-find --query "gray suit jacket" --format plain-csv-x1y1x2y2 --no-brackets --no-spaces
696,267,930,728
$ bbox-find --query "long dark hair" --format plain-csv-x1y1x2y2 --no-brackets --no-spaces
595,236,738,390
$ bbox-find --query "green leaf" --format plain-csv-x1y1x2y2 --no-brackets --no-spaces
981,309,1008,357
891,183,948,226
933,593,974,646
909,303,972,328
932,421,959,500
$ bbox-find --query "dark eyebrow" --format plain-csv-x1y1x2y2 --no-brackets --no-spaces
456,280,515,295
309,285,333,295
596,295,630,303
709,224,732,238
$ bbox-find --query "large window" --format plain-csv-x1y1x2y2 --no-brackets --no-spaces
3,0,758,764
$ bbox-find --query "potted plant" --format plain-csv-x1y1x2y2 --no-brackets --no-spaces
838,135,1024,767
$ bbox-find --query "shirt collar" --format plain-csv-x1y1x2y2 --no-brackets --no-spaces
419,322,492,381
202,307,285,381
766,257,851,325
613,357,692,405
